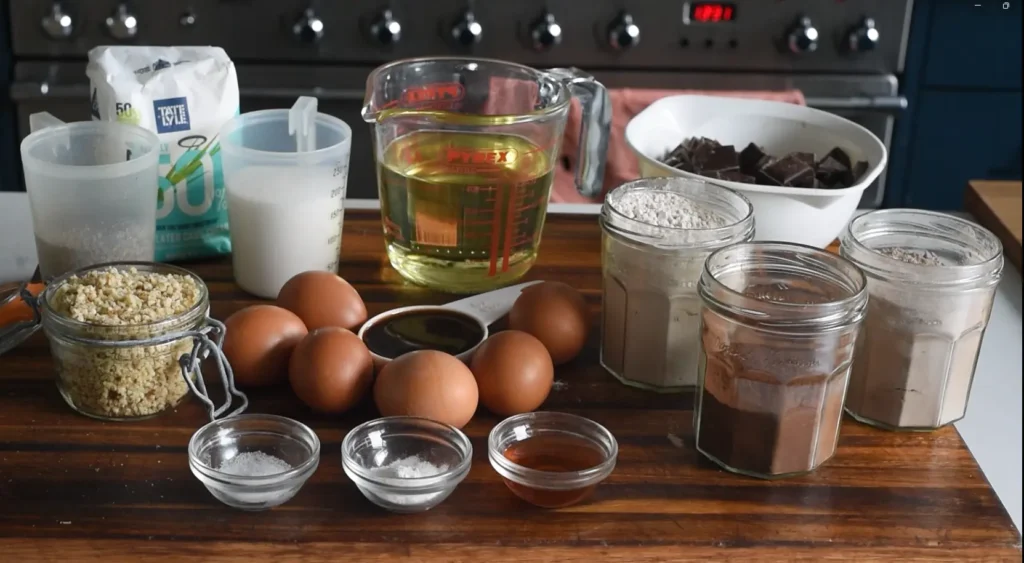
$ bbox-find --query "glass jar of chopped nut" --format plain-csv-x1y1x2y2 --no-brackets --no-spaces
39,262,209,420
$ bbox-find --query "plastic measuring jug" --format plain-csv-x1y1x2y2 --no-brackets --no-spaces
20,112,160,280
219,97,352,299
363,57,611,294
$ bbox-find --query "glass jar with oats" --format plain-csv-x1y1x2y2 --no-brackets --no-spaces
39,262,208,421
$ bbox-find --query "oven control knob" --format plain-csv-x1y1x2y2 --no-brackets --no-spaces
293,9,325,43
451,10,483,46
786,16,819,53
41,2,74,40
847,17,880,53
369,9,402,46
105,4,139,41
530,12,563,51
607,12,640,51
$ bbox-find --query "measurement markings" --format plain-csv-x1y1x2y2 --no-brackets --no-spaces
488,185,504,276
502,184,519,272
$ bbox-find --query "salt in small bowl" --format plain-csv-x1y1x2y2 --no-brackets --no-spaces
341,416,472,513
189,414,320,511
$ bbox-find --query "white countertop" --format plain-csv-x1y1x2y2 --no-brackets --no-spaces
1,193,1021,530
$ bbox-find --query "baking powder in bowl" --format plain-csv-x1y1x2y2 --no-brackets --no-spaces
599,178,754,392
368,455,448,506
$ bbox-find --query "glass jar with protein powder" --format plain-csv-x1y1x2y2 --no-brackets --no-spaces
840,209,1003,431
599,177,754,392
695,242,867,479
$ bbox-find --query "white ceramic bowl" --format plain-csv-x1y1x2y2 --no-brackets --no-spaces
624,95,887,248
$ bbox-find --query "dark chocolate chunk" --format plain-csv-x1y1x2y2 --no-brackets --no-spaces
702,145,740,172
686,137,722,171
739,143,768,175
658,136,870,190
792,152,816,167
821,147,852,170
850,160,868,183
815,155,848,187
754,159,783,186
711,169,756,183
763,154,814,187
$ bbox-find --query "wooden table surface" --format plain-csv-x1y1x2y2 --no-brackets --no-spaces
966,180,1023,273
1,211,1020,562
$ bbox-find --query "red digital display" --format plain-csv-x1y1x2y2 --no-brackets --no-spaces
690,3,737,23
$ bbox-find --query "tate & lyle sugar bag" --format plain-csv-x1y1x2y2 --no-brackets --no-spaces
86,46,239,261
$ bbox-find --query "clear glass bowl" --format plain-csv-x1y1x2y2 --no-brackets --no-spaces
488,411,618,508
341,416,472,513
188,414,320,511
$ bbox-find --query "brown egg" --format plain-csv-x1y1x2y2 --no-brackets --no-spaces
277,271,367,331
508,281,589,365
471,330,554,416
289,327,374,414
374,350,478,428
223,305,308,387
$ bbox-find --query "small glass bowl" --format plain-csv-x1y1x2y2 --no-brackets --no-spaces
188,414,320,511
488,411,618,508
342,416,472,513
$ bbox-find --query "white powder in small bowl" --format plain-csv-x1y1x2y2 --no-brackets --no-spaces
367,455,449,507
218,451,292,477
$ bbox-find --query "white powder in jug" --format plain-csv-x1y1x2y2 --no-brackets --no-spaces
602,190,729,391
35,223,155,280
226,165,346,299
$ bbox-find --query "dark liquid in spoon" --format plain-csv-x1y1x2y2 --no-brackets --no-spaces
363,310,484,358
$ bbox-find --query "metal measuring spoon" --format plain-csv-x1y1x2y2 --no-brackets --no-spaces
357,281,542,371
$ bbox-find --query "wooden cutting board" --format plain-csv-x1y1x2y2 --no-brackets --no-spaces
0,211,1020,562
966,180,1023,272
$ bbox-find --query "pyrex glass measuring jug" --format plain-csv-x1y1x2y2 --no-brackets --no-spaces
20,113,160,280
219,97,352,299
363,57,611,293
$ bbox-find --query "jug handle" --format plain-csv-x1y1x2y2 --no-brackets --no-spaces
29,112,66,133
544,68,612,199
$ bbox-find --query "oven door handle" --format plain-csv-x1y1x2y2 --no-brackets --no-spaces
10,82,366,102
804,95,908,115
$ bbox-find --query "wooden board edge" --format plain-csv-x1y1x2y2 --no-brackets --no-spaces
965,182,1023,273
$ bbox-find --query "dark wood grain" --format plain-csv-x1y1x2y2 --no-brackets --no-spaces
1,211,1020,562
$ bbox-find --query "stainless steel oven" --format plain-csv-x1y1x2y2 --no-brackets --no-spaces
5,0,913,205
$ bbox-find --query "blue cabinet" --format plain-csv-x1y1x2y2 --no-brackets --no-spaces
886,0,1023,210
925,1,1022,90
905,91,1022,209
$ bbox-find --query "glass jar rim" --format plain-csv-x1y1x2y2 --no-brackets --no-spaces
841,209,1004,286
700,241,868,331
40,261,209,336
363,56,573,121
601,177,754,249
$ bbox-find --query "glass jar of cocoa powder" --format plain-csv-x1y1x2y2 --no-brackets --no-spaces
695,242,867,479
840,209,1003,431
599,177,754,392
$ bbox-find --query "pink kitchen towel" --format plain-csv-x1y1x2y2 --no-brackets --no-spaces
551,88,807,203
